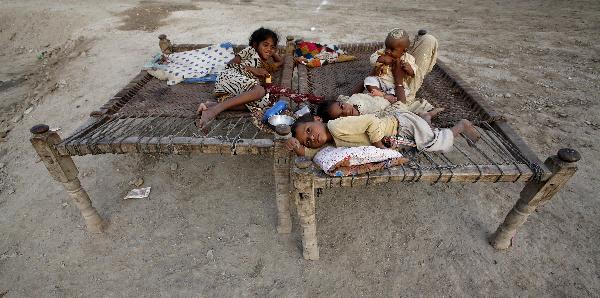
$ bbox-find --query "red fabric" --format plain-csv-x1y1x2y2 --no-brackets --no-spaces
264,84,324,104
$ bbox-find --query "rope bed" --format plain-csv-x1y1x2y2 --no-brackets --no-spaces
56,44,293,156
295,41,547,184
288,41,580,260
29,37,579,261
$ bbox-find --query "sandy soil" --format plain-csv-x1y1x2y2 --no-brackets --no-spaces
0,0,599,296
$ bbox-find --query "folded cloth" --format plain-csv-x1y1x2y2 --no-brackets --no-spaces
294,40,355,68
144,42,235,85
313,146,407,177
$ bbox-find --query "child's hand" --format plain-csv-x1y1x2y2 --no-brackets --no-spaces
286,138,305,156
401,61,415,77
391,59,406,80
377,55,394,65
286,137,300,151
372,140,386,149
383,94,397,103
270,52,284,68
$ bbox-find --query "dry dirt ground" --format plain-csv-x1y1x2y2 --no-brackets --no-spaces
1,0,599,296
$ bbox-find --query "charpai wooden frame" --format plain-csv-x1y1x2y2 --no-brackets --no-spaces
30,36,298,236
289,41,580,260
30,36,579,261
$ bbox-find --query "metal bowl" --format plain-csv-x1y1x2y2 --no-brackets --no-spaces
268,115,295,127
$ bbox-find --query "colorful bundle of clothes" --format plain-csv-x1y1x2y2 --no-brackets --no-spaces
247,84,324,132
144,43,235,85
294,40,355,68
264,84,323,104
313,146,408,177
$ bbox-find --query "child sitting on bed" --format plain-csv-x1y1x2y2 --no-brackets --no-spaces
285,107,479,158
364,28,414,103
196,28,283,128
361,28,439,114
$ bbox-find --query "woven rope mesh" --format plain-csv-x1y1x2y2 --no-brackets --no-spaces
58,41,540,181
114,44,285,118
58,44,287,151
295,42,540,180
298,42,488,128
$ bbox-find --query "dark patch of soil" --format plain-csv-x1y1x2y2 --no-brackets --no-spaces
116,1,199,32
0,78,26,93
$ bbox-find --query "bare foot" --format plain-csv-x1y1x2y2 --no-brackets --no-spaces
419,113,433,125
428,107,445,118
460,119,480,145
383,94,397,103
419,108,445,125
195,106,219,129
196,101,217,115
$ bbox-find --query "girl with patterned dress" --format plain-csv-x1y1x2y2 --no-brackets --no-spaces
195,28,282,128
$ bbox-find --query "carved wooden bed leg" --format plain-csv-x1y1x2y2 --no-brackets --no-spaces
30,124,106,233
273,133,292,234
491,148,580,249
285,35,295,55
292,158,319,260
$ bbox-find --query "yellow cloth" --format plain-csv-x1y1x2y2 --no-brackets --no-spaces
384,100,434,115
338,93,433,116
338,94,391,115
337,54,356,63
327,114,397,147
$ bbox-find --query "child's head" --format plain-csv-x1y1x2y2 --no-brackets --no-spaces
316,100,360,122
384,28,410,59
249,27,279,60
291,114,329,149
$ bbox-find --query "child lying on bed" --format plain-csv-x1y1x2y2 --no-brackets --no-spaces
285,104,480,158
360,28,439,114
321,98,444,125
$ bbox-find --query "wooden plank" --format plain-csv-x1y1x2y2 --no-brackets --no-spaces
172,43,212,52
86,136,273,155
340,176,353,187
491,153,578,249
296,65,310,94
56,116,110,155
279,56,295,89
311,164,534,188
75,139,94,156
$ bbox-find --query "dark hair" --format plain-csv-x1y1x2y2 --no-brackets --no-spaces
291,114,315,137
249,27,279,47
315,100,338,123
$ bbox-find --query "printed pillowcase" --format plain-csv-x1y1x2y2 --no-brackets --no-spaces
313,146,408,177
